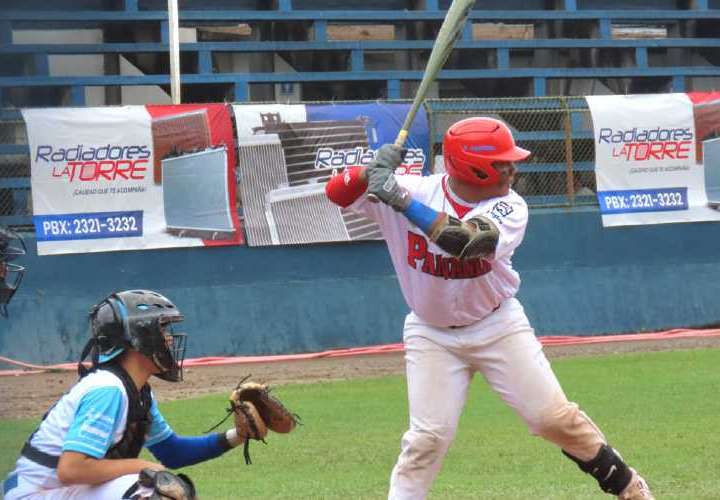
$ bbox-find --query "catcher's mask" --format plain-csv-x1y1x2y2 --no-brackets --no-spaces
79,290,187,382
0,226,26,318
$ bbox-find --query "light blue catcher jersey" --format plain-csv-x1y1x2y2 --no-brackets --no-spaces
6,368,173,491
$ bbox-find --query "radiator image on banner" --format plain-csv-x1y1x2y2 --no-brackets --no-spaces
586,93,720,227
151,109,212,184
161,146,236,240
690,93,720,210
233,103,429,247
23,104,243,255
705,138,720,210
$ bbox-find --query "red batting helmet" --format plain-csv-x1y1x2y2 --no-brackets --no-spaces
443,117,531,186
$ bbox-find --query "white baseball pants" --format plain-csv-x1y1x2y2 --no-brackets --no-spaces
388,298,605,500
3,473,153,500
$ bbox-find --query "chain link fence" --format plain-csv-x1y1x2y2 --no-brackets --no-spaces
426,97,599,208
0,112,32,230
0,97,600,230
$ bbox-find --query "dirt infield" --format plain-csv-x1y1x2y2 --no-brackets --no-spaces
1,336,719,420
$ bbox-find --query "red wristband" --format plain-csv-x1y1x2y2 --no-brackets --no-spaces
325,167,368,208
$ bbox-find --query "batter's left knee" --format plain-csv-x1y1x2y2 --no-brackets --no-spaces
397,427,454,472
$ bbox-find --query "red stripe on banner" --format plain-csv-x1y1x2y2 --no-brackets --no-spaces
686,91,720,163
1,328,719,376
146,104,244,246
687,91,720,105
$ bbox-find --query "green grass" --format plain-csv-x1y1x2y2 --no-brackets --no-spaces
2,348,719,499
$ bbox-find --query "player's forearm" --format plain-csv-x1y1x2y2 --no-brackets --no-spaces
148,432,233,469
57,451,160,485
402,198,499,259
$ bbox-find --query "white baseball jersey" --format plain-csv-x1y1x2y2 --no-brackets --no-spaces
3,369,172,498
350,173,528,328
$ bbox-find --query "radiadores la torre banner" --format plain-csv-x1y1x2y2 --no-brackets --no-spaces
22,102,430,254
586,92,720,227
23,104,243,255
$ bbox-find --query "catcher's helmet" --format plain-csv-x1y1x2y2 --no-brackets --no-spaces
443,117,531,186
81,290,187,382
0,226,26,318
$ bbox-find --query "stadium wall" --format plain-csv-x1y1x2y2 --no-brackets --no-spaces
1,207,717,364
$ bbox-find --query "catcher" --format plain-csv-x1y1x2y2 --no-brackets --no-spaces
2,289,296,500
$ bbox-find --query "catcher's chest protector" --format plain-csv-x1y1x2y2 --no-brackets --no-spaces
103,363,152,459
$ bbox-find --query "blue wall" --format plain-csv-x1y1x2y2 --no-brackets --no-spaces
2,207,719,364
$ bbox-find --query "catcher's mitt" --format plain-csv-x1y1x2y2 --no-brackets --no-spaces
228,398,268,465
231,399,268,441
206,377,299,465
230,380,299,434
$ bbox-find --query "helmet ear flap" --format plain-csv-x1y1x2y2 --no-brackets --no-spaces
471,166,490,180
80,296,128,375
90,297,129,358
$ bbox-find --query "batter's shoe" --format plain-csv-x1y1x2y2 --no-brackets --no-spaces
618,469,654,500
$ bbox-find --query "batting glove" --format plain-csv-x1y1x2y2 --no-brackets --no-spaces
368,144,406,173
366,144,411,211
367,170,411,212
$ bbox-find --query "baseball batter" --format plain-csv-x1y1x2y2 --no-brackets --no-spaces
2,290,249,500
325,117,654,500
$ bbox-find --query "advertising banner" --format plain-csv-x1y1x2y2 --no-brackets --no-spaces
23,104,243,255
586,93,720,226
233,102,430,246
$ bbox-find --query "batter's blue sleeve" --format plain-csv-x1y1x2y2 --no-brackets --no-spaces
403,198,440,234
62,386,124,458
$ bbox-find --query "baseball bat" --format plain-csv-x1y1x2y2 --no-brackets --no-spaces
366,0,474,203
394,0,475,148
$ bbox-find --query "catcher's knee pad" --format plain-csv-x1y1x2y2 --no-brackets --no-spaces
563,444,633,495
531,398,604,461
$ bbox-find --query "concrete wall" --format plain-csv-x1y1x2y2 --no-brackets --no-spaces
2,207,718,364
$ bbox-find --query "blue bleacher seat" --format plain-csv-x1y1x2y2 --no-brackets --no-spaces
1,0,718,222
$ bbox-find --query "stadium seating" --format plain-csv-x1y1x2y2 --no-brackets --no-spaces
0,0,719,223
1,0,719,106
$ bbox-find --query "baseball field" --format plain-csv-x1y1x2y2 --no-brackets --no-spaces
1,337,719,499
